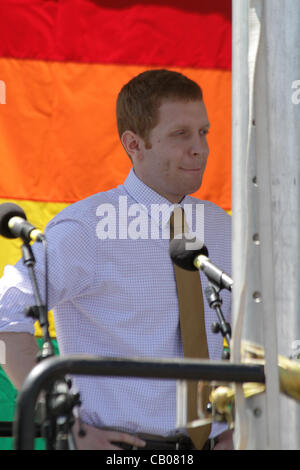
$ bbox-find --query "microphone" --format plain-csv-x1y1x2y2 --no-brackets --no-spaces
169,236,233,292
0,203,44,243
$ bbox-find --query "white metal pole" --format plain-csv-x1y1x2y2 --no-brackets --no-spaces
257,0,300,450
232,0,272,450
232,0,300,450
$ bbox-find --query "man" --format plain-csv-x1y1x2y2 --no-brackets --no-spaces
0,69,232,450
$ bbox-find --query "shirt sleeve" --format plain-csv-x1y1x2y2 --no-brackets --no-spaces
0,217,95,334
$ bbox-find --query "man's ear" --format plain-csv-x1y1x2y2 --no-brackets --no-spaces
121,131,143,162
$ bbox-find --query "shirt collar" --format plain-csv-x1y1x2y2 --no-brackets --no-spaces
123,168,190,229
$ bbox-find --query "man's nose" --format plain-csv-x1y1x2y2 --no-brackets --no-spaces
190,136,209,158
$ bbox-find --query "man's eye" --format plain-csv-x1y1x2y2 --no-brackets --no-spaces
200,129,209,136
174,130,186,136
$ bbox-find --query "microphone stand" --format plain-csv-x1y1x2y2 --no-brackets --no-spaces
22,242,54,359
204,283,231,360
21,240,80,450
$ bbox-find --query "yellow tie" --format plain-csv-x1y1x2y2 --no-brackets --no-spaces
170,207,211,450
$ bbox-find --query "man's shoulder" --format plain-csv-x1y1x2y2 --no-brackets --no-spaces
184,196,231,220
49,185,126,225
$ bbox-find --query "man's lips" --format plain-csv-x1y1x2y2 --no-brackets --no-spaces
179,167,202,171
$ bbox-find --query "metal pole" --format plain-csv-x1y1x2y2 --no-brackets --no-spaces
232,0,270,450
256,0,300,450
232,0,300,450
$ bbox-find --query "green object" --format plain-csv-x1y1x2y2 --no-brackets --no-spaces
0,338,59,450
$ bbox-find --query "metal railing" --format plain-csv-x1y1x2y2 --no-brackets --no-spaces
12,354,265,450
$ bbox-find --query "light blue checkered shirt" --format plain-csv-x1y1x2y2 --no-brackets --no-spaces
0,169,231,438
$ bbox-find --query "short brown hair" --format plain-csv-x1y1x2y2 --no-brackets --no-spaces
116,69,203,148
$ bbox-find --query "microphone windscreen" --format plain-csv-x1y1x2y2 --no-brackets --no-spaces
169,235,209,271
0,203,26,239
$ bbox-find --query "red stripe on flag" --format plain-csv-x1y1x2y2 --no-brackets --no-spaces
0,0,231,70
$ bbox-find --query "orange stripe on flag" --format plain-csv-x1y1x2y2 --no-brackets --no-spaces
0,59,231,210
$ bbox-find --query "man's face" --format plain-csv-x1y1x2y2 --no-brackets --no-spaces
132,99,210,203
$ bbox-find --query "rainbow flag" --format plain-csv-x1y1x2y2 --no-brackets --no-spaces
0,0,232,449
0,0,231,335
